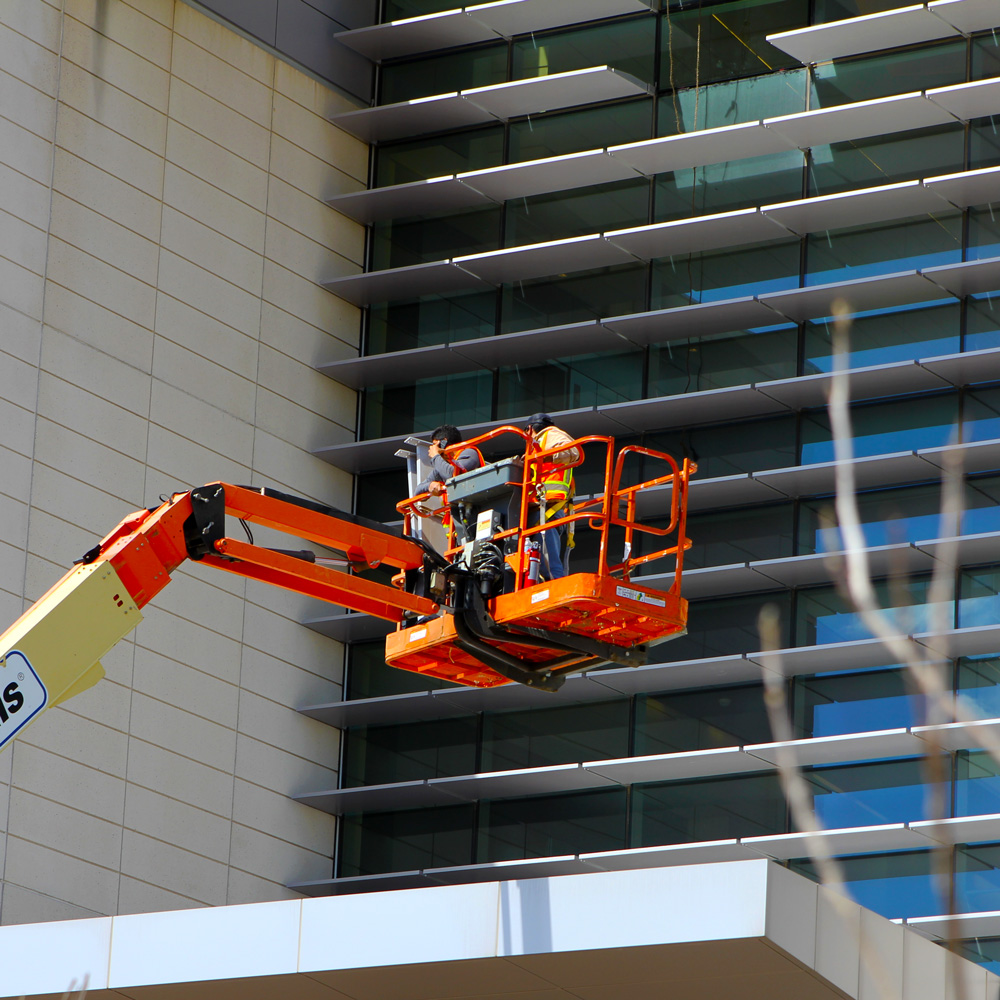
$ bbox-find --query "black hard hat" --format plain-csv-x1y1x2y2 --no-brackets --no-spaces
525,413,553,433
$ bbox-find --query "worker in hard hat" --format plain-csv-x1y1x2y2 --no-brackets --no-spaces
416,424,482,496
524,413,580,580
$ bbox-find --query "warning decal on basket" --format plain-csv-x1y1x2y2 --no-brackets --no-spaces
616,585,666,608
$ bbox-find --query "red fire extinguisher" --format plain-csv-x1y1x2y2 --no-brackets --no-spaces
526,539,541,585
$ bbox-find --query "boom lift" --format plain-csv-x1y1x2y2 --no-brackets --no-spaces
0,429,694,753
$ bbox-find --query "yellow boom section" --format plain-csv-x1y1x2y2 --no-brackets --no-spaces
0,562,142,752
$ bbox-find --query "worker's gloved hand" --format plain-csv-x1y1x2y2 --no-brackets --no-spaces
427,481,445,496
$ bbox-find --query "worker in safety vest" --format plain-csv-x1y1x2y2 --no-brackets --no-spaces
416,424,482,497
524,413,580,580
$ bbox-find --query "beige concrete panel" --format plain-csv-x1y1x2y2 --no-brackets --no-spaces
55,104,164,198
128,687,237,768
229,821,332,885
144,424,251,491
268,135,365,204
176,552,247,600
0,0,61,53
0,66,57,141
160,206,264,295
49,190,159,285
33,417,147,505
271,93,367,183
54,147,163,240
40,326,153,418
0,253,45,321
20,509,95,578
238,646,342,711
241,575,343,631
0,22,59,97
151,338,255,425
0,301,41,367
0,397,35,459
65,0,172,70
0,160,52,230
26,464,137,545
123,782,231,863
0,538,27,588
274,59,360,119
45,237,156,328
0,444,35,507
225,868,303,905
120,829,228,904
234,733,338,797
35,371,149,459
15,703,128,776
249,429,352,509
0,585,24,626
264,219,361,290
260,301,360,367
153,293,258,380
58,61,167,158
135,608,243,688
164,118,267,210
144,568,246,643
117,874,205,916
266,177,364,262
149,379,254,466
0,208,46,277
231,778,335,856
0,494,28,550
132,647,239,732
0,114,54,193
61,14,170,113
49,665,132,730
170,35,271,128
253,390,348,453
125,738,234,819
174,1,272,85
236,690,339,770
0,349,41,411
7,786,123,869
121,0,173,28
0,882,105,926
156,248,262,336
43,284,154,371
166,78,269,170
240,599,344,678
262,259,359,339
162,162,265,253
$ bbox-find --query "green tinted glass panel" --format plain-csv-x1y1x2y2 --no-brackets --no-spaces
969,206,1000,262
970,115,1000,172
346,639,449,700
659,0,806,91
792,668,921,739
635,683,770,755
657,71,808,137
496,350,643,420
371,207,501,270
958,656,1000,720
803,302,960,374
954,933,1000,976
632,772,785,846
481,700,629,771
808,126,965,197
650,239,800,308
791,852,937,920
955,848,1000,944
805,215,963,286
795,578,949,646
972,32,1000,80
957,751,1000,817
380,44,506,104
811,41,965,107
508,99,653,163
505,179,649,248
681,503,794,570
655,150,805,222
648,325,797,396
477,788,627,862
343,717,479,787
800,393,958,465
356,469,408,524
366,289,498,354
648,413,797,479
967,294,1000,353
375,127,504,188
964,386,1000,443
362,370,493,440
813,0,901,20
960,565,1000,631
500,264,647,335
339,804,474,877
385,0,460,16
512,17,656,84
808,758,934,828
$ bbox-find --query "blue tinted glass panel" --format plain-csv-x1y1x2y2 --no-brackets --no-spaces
960,565,1000,632
966,294,1000,353
958,656,1000,720
969,206,1000,262
964,387,1000,444
793,668,923,738
957,846,1000,927
956,751,1000,817
808,759,934,829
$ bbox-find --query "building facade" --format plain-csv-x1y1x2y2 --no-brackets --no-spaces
4,0,1000,990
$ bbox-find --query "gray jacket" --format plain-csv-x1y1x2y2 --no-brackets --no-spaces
416,447,481,493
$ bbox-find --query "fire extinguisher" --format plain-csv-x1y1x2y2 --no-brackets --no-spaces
526,539,541,585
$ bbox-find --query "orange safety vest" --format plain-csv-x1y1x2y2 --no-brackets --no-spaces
438,445,485,527
531,428,576,503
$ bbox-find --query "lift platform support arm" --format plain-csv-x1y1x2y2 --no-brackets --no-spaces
0,483,439,753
